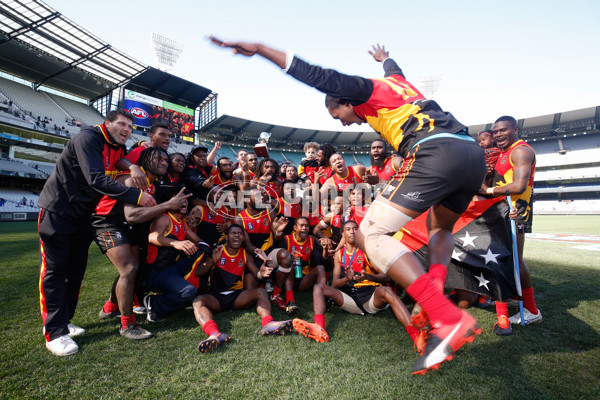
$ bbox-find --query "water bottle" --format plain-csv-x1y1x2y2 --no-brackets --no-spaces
293,251,303,279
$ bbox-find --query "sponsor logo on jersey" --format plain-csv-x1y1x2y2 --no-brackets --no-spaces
248,222,254,231
220,258,226,266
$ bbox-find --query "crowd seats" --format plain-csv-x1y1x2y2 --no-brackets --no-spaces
0,159,46,178
0,188,39,212
534,199,600,214
536,166,600,181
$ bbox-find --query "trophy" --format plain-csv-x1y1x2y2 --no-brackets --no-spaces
254,131,271,158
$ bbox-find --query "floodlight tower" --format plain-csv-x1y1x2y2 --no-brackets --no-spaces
151,33,184,72
415,74,443,100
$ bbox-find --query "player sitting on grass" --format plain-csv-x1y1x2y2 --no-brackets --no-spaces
192,224,294,353
293,220,422,351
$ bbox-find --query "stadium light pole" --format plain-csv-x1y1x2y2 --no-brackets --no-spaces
151,33,184,72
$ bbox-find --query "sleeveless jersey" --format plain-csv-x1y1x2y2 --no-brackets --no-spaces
238,209,274,251
319,166,334,185
94,173,154,221
146,212,187,269
285,234,316,276
493,139,536,224
212,172,235,187
331,166,364,194
348,206,369,227
337,247,379,288
369,156,396,181
211,247,246,292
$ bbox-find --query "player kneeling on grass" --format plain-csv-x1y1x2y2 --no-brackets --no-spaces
293,220,423,350
143,198,207,322
193,224,293,353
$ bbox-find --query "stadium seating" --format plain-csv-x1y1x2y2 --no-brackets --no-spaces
0,159,46,178
0,77,67,126
0,188,39,212
45,92,104,126
534,199,600,214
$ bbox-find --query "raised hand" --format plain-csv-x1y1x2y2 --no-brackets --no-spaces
368,44,389,63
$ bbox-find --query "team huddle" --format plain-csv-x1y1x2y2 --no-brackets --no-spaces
37,41,540,375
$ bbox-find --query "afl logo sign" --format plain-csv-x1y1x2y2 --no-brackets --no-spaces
130,108,149,119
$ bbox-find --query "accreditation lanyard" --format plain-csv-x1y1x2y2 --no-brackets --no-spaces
342,248,358,272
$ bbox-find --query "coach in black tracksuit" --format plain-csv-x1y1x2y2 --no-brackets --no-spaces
38,110,155,354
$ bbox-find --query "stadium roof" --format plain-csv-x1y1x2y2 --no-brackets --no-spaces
199,114,380,147
0,0,215,107
0,0,148,100
125,68,214,110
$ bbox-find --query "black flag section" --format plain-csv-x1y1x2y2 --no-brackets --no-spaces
397,197,517,301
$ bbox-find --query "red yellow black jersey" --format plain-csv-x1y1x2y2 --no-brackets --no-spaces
210,246,246,292
299,159,319,183
331,166,364,194
284,233,319,276
287,57,467,158
39,123,142,222
348,206,369,227
330,214,343,244
146,212,188,270
93,172,155,222
198,204,234,248
264,180,282,198
493,140,536,224
212,171,235,187
369,156,397,181
337,247,379,288
319,166,334,185
238,209,274,251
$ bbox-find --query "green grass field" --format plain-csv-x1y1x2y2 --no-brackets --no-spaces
1,216,599,399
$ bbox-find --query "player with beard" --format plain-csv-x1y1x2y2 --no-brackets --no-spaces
368,139,400,184
254,157,282,198
482,116,541,334
210,38,486,374
315,143,337,186
212,157,236,187
192,224,294,352
183,146,215,201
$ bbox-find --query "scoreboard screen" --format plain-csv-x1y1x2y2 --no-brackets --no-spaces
123,89,195,142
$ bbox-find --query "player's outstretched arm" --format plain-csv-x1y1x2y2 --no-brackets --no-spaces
209,36,287,69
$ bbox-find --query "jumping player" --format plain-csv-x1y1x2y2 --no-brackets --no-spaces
210,38,486,374
192,224,294,353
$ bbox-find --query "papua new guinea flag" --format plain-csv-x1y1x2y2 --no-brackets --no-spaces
394,197,517,302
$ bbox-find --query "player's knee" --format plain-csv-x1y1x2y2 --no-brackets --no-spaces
180,284,197,302
278,249,292,267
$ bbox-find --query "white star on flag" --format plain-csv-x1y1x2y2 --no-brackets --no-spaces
475,272,490,290
459,231,477,248
480,249,500,265
451,249,464,261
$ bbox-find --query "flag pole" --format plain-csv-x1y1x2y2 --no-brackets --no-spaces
506,191,525,326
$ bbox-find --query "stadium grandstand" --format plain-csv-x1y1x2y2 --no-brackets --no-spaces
0,0,599,222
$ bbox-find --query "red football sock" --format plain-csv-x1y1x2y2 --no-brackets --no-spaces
522,287,538,314
103,301,119,314
285,290,295,303
406,274,461,325
496,301,508,318
261,315,274,327
405,325,420,342
272,285,282,298
428,263,448,291
121,314,136,330
314,314,326,329
203,320,220,336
